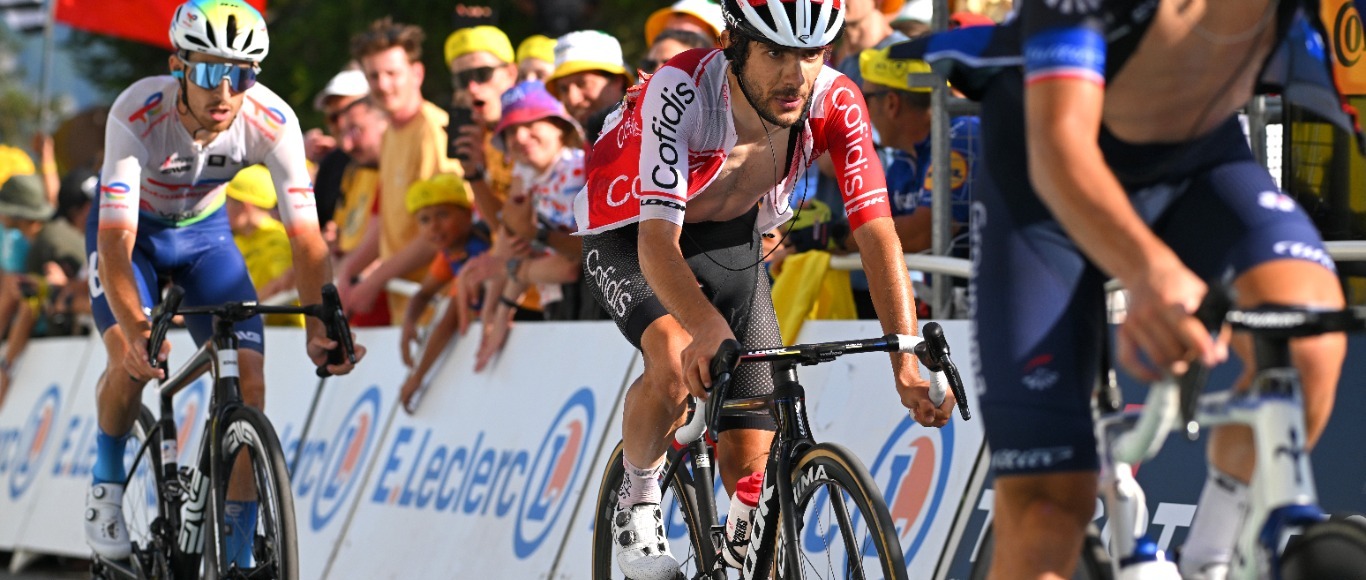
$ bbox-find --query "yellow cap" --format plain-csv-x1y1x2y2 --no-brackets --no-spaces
445,26,515,67
516,35,557,65
225,164,277,209
859,46,933,93
406,173,471,214
0,145,36,187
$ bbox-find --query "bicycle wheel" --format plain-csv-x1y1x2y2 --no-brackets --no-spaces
1280,516,1366,580
591,441,720,579
968,522,1113,580
203,406,298,580
782,443,907,580
119,405,174,577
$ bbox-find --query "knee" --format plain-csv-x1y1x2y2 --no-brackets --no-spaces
994,472,1097,531
638,325,690,405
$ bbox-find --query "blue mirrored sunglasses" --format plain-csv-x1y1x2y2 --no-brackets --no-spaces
177,62,259,93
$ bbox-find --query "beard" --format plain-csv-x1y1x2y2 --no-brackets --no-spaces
737,70,813,129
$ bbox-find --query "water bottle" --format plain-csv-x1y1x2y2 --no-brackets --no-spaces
178,465,209,554
721,471,764,568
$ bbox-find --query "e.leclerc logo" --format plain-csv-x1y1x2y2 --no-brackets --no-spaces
867,414,955,565
6,386,62,499
367,387,595,559
172,379,208,462
310,386,381,531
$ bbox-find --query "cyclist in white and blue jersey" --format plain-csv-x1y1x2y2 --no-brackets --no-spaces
891,0,1364,577
83,0,363,564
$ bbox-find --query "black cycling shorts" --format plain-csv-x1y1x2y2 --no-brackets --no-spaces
581,208,781,432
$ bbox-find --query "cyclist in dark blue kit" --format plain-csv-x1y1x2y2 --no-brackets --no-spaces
890,0,1365,577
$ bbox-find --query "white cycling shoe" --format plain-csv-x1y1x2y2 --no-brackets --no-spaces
85,483,131,560
612,503,681,580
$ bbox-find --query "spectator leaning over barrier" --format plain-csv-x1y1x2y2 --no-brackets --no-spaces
350,17,462,320
0,174,54,406
643,0,726,47
332,97,392,326
515,34,557,83
224,165,302,327
397,173,489,413
546,31,633,147
639,28,713,76
308,68,371,238
36,167,96,338
444,25,518,231
477,80,589,326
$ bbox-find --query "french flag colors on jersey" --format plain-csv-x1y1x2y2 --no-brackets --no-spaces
574,48,890,236
1023,26,1106,85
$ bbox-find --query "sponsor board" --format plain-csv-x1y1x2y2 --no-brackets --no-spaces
0,337,92,553
324,322,635,579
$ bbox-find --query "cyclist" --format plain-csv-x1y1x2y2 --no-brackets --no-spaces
890,0,1363,577
83,0,364,563
574,0,952,576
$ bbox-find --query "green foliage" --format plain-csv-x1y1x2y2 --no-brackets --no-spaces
62,0,663,130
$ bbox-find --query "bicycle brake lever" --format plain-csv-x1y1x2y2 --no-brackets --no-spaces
316,283,355,378
148,286,185,370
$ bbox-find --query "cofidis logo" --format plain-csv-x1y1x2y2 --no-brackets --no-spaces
868,414,955,565
367,388,594,558
0,386,62,499
303,386,382,531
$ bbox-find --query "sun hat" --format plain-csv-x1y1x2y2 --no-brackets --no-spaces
545,31,633,97
878,0,907,17
516,35,557,64
225,164,277,209
405,173,472,214
0,145,35,188
859,46,934,93
312,69,369,111
644,0,725,45
492,81,585,152
893,0,932,23
444,25,515,67
0,174,54,221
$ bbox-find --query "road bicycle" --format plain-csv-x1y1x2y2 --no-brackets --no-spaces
970,295,1366,579
591,322,971,579
90,283,356,580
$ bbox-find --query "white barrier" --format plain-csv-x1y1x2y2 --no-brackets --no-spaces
0,320,985,579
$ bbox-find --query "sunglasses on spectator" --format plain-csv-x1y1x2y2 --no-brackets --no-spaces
452,66,497,87
177,61,259,94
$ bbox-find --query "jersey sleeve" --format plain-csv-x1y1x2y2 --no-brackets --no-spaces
820,75,891,231
1019,0,1107,86
260,105,320,237
636,66,701,226
97,108,148,232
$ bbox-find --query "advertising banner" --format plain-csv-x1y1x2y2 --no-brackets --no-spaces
0,337,92,551
323,322,637,579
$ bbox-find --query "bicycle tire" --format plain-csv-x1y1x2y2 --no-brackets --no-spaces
118,404,174,578
1280,516,1366,580
782,443,908,580
591,440,719,579
968,522,1113,580
203,406,298,580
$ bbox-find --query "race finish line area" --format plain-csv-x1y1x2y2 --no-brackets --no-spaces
1,321,1364,578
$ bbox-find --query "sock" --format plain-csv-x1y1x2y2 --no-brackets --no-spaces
223,500,258,569
616,456,664,510
1179,467,1248,576
92,429,129,485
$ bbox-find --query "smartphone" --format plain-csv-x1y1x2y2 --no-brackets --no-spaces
445,104,474,161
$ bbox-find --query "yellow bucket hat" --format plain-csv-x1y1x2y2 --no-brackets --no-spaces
445,25,515,67
406,173,472,214
225,164,277,209
859,46,934,93
0,145,36,187
516,34,557,64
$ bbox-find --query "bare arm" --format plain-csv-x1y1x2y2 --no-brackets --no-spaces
367,237,439,289
98,228,164,380
339,217,381,283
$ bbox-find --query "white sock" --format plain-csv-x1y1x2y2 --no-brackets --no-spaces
1180,467,1248,576
617,456,664,510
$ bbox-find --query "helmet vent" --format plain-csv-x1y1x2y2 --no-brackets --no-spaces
225,14,238,47
184,34,210,48
204,19,217,47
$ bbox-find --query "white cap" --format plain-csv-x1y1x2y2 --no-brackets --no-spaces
894,0,933,23
546,31,633,96
312,69,370,111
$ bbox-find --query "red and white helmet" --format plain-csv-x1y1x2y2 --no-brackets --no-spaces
722,0,845,48
168,0,270,63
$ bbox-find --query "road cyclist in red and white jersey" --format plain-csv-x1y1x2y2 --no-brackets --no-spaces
574,0,955,577
83,0,364,563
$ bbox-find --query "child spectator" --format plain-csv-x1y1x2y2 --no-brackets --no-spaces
515,35,557,83
224,165,301,326
398,174,489,413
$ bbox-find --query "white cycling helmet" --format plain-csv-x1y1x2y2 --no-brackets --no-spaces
169,0,270,63
722,0,845,48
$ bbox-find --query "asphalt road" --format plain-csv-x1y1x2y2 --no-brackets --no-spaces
0,553,87,580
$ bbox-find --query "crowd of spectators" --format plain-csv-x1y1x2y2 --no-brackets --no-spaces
0,0,994,410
